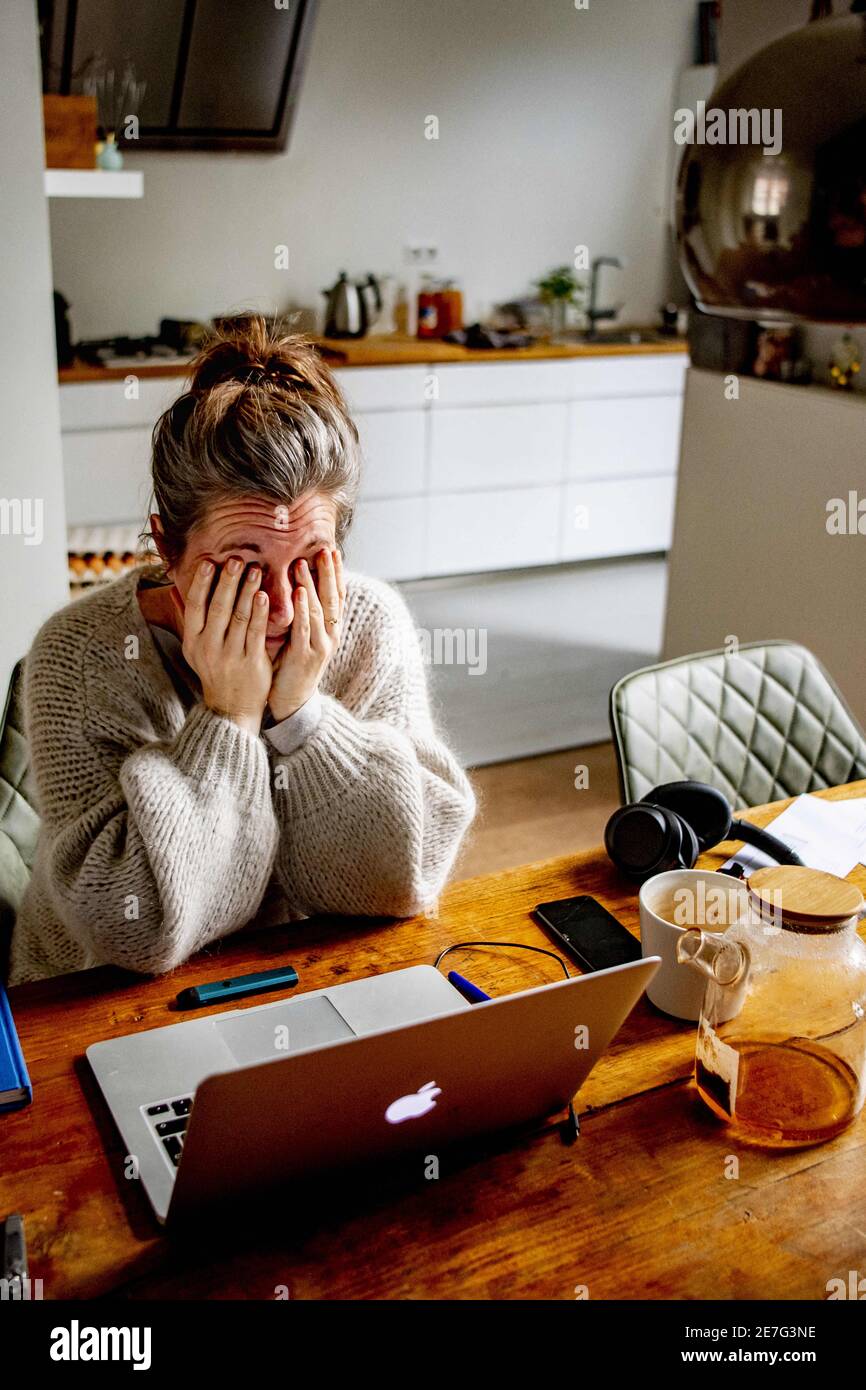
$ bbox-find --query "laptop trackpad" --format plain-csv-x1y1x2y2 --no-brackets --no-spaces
215,996,354,1066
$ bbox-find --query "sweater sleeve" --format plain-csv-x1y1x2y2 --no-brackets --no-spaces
24,625,279,976
266,580,476,918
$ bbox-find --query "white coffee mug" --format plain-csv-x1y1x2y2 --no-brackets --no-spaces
639,868,750,1021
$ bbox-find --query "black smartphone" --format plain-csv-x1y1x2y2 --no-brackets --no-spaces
533,895,642,972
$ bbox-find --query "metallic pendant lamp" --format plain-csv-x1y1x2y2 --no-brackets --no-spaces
675,4,866,323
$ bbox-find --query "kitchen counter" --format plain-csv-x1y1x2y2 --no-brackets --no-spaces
58,330,687,383
59,341,688,589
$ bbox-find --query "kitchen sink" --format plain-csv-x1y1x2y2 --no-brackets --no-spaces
590,329,667,344
551,328,671,346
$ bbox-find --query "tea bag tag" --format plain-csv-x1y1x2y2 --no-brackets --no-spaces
697,1018,739,1115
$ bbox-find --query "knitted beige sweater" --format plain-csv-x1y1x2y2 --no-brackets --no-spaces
10,566,476,985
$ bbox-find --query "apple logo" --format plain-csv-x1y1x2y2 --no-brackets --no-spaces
385,1081,442,1125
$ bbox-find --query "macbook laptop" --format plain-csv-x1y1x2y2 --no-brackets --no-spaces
87,958,660,1226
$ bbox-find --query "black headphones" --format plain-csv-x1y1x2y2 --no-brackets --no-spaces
604,780,804,883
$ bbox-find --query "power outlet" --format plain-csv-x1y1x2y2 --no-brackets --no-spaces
403,243,439,266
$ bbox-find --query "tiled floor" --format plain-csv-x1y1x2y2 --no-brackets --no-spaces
454,740,621,880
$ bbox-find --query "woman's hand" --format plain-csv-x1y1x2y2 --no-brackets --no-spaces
268,548,346,721
174,557,273,736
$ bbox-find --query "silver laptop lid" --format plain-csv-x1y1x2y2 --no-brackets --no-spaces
168,956,660,1225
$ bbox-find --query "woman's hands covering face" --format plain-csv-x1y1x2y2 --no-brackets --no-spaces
173,558,272,736
268,547,346,721
169,547,345,729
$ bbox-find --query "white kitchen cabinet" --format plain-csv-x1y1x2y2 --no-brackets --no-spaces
344,497,427,581
560,476,677,561
429,360,575,406
333,366,428,412
62,428,153,525
59,376,182,431
567,396,682,480
355,410,425,499
59,351,687,579
569,354,688,398
430,403,567,492
426,486,561,576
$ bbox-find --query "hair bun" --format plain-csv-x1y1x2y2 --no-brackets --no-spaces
189,340,256,392
189,315,311,393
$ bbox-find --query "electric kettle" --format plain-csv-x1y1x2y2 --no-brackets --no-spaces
322,272,380,338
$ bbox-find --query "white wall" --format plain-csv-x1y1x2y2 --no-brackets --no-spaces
664,369,866,723
0,2,69,699
48,0,695,340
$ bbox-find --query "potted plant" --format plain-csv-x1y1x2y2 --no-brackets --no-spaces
535,265,586,337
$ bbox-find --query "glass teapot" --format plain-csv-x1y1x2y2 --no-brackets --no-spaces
676,865,866,1147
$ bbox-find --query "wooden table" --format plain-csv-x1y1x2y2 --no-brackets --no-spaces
4,783,866,1301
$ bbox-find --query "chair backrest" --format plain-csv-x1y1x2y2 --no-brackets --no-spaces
609,640,866,807
0,659,40,973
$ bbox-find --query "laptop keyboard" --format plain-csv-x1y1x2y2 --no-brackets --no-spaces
142,1093,194,1169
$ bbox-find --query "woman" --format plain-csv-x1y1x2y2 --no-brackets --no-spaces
10,317,476,984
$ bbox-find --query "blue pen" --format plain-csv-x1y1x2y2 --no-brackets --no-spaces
447,970,491,1004
176,965,299,1009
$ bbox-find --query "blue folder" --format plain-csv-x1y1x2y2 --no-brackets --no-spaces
0,983,31,1112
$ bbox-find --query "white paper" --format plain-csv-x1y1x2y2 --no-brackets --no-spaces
721,793,866,879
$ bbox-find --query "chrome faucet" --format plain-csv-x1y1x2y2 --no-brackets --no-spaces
585,256,623,338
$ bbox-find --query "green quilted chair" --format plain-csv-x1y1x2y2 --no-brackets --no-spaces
609,640,866,807
0,660,39,980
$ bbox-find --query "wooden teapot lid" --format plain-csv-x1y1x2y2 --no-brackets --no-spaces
749,865,865,930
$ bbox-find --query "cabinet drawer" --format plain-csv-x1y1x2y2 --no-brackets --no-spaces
356,410,425,499
60,377,184,432
569,354,688,399
560,476,676,561
344,497,427,581
426,486,561,576
567,396,683,480
333,367,429,412
430,403,566,491
429,361,575,406
62,429,153,525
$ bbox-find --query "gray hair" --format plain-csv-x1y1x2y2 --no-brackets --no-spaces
142,315,360,570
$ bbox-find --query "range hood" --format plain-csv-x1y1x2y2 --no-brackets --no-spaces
40,0,318,152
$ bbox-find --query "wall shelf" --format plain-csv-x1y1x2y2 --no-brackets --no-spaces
45,169,143,199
